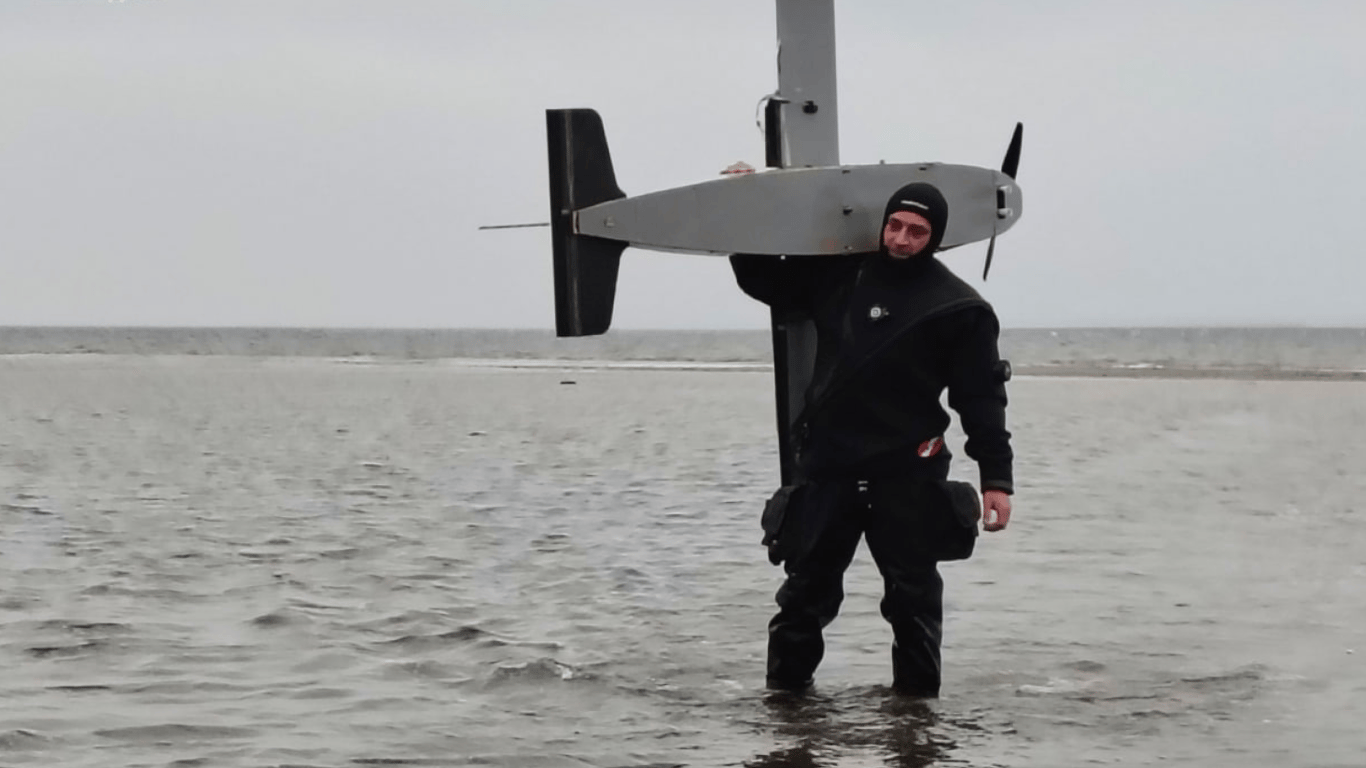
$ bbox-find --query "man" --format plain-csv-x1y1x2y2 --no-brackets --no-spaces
731,182,1014,696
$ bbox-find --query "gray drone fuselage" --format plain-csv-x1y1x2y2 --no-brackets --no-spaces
575,163,1020,256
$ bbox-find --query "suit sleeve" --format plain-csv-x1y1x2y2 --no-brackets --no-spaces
729,254,841,313
945,307,1014,494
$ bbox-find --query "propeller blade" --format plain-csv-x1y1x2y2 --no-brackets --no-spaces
1001,122,1023,179
984,122,1020,280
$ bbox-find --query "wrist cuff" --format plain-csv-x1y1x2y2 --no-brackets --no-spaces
982,479,1014,495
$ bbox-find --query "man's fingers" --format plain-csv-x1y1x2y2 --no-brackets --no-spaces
981,492,1012,532
984,507,1010,532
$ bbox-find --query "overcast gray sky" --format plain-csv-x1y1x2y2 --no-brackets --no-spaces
3,0,1363,329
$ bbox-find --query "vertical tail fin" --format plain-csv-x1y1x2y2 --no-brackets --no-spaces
546,109,628,337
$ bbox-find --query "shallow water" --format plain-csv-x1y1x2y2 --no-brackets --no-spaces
2,357,1364,766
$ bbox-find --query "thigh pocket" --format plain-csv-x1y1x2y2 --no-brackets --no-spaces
880,478,980,562
760,482,840,567
923,479,981,562
761,485,801,566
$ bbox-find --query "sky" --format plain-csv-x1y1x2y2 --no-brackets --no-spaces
2,0,1364,329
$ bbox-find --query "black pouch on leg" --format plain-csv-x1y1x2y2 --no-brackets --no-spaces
922,479,982,562
760,484,805,566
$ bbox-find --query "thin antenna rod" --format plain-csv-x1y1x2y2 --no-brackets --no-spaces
477,222,550,230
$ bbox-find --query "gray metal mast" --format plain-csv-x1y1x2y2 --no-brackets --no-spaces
774,0,839,168
768,0,838,484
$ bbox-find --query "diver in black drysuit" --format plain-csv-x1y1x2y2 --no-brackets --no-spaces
730,182,1014,696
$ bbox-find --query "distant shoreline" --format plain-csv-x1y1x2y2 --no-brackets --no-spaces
444,358,1366,382
3,352,1363,382
5,327,1365,382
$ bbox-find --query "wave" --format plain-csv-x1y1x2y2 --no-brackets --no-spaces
484,658,597,688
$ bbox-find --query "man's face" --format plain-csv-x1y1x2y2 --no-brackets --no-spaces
882,210,933,259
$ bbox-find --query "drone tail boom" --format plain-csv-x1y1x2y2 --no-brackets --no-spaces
546,108,628,337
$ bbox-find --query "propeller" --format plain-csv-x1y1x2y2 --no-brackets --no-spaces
983,232,996,281
983,122,1023,280
1001,121,1022,181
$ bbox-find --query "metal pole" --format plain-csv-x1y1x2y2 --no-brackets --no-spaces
768,0,839,484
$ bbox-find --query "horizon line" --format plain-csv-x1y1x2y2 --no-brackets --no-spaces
3,324,1365,332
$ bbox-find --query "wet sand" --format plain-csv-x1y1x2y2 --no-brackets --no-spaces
2,356,1364,767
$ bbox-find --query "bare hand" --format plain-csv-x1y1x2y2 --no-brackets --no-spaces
982,490,1012,532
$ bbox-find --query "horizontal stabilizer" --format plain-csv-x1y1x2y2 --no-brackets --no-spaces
546,109,627,337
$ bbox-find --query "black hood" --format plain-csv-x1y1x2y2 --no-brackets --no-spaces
879,182,949,256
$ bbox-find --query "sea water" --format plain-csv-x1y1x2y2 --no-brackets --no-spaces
2,331,1364,766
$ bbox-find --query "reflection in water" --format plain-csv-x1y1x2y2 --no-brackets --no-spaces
746,688,960,767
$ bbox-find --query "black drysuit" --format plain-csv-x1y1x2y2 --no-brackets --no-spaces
730,184,1013,694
